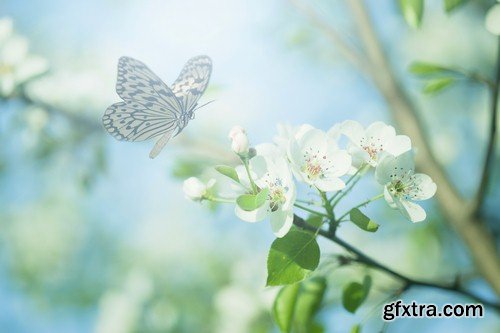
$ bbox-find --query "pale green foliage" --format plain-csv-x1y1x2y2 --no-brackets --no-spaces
350,208,379,232
237,188,269,211
273,277,326,333
399,0,424,28
342,276,372,313
267,231,320,286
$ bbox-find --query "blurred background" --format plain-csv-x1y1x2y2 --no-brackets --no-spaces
0,0,499,332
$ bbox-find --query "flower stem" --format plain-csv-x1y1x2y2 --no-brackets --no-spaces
330,164,368,207
337,193,383,221
296,198,321,206
320,191,334,219
242,158,258,194
294,203,330,219
329,170,360,204
206,196,234,204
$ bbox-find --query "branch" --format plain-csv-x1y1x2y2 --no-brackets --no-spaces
474,37,500,215
293,215,500,311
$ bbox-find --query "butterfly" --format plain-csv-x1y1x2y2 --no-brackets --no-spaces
102,55,212,158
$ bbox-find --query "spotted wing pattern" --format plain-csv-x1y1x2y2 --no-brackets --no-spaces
171,55,212,112
102,57,181,142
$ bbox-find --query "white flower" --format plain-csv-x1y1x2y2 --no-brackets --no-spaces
486,4,500,35
183,177,215,201
288,128,351,192
228,125,249,154
340,120,411,168
235,144,296,237
375,151,437,223
0,18,48,97
274,123,314,152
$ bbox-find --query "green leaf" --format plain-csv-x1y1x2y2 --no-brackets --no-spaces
273,284,301,333
215,165,239,183
399,0,424,28
423,77,456,94
408,62,448,76
444,0,468,13
294,277,327,332
349,208,379,232
267,231,320,286
342,276,372,313
236,188,269,211
350,324,362,333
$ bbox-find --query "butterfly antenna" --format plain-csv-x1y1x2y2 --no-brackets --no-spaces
194,100,215,111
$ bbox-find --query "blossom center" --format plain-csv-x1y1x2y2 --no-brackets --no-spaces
265,176,288,211
388,169,421,200
360,137,383,160
301,148,332,181
305,160,322,179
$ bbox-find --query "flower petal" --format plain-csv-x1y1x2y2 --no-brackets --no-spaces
385,135,411,157
347,145,371,168
366,121,395,145
410,173,437,200
329,149,352,177
383,186,398,208
270,209,294,238
235,204,268,223
327,123,342,142
295,124,314,140
235,165,251,189
1,35,28,65
249,155,267,179
375,151,415,185
298,128,327,154
340,120,364,145
395,199,427,223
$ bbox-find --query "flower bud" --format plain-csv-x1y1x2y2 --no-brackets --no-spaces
183,177,215,201
228,125,246,140
228,126,249,154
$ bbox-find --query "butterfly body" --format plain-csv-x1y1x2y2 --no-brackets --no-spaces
102,55,212,158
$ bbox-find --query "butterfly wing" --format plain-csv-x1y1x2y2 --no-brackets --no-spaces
171,55,212,112
102,57,182,142
103,100,177,142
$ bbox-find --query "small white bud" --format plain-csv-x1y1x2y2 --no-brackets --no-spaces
228,126,249,154
183,177,215,201
228,125,246,140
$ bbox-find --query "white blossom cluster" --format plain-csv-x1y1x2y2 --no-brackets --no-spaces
0,17,48,97
184,121,437,237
